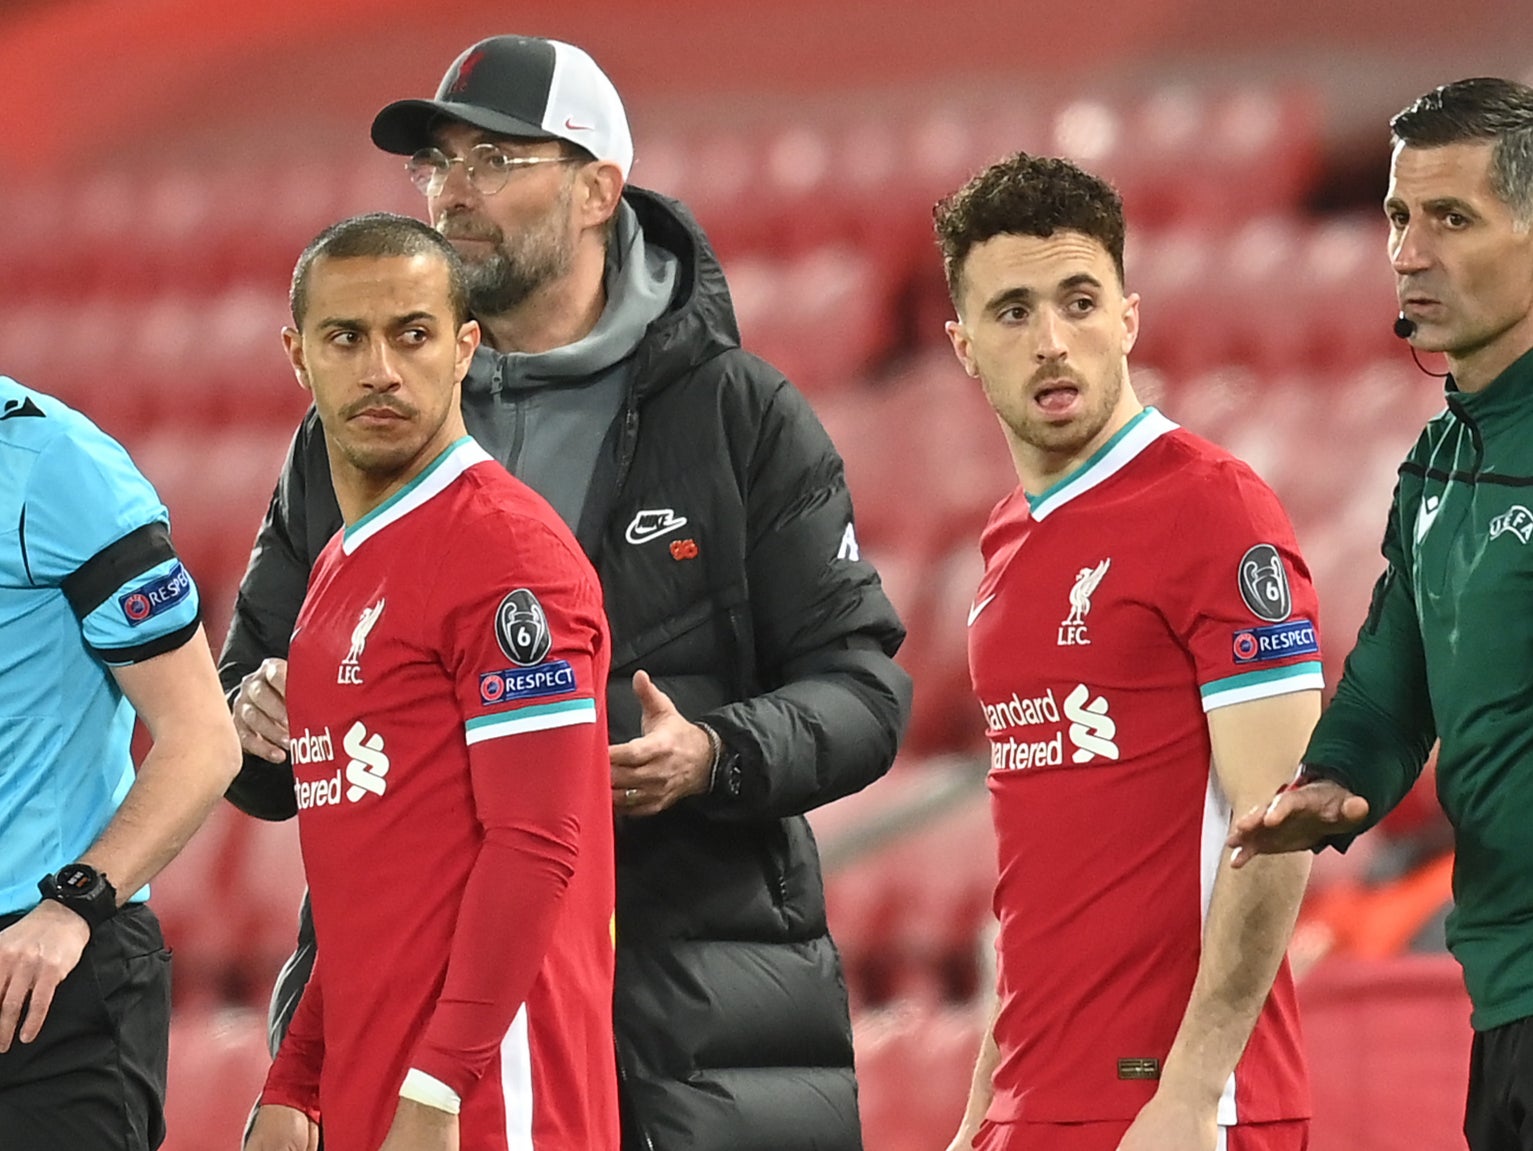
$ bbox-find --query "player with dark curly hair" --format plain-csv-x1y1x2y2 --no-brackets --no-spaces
936,153,1319,1151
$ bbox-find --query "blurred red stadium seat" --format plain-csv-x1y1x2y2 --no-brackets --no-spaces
222,815,308,1006
826,789,994,1007
1299,956,1471,1151
129,426,295,596
153,803,245,1008
727,245,895,396
855,1000,986,1151
162,1007,271,1151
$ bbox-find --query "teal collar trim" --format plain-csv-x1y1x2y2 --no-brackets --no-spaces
342,437,491,555
1027,407,1179,521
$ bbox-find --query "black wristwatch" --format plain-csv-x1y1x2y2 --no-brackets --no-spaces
38,864,119,929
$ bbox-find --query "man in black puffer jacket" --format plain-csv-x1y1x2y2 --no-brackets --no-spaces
221,35,910,1151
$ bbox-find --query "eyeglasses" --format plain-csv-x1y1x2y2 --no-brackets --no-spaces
405,144,578,197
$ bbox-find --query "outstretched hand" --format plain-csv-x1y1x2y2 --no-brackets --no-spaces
608,670,714,818
1227,777,1370,868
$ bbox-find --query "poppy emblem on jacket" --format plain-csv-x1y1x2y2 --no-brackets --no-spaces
670,538,699,561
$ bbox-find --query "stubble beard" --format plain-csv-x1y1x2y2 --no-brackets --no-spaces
1004,367,1122,457
453,186,576,318
332,398,447,482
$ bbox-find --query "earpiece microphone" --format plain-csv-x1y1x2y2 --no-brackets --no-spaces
1394,312,1449,378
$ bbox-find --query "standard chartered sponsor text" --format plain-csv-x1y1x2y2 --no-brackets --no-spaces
984,684,1119,771
292,721,391,808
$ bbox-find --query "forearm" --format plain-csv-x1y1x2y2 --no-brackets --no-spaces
411,723,587,1096
217,428,321,821
220,607,301,821
224,747,298,821
1156,850,1310,1108
1304,667,1433,827
87,632,242,896
263,959,325,1119
954,993,1002,1139
410,826,577,1096
701,646,911,818
79,727,237,897
1303,565,1433,829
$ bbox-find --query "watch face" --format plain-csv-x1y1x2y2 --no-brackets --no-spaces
56,864,100,894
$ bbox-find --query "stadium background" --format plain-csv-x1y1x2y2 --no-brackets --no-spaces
4,0,1528,1146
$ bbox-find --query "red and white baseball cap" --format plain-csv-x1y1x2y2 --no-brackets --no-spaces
371,36,633,180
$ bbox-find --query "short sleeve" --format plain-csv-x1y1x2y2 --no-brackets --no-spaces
439,515,605,748
24,424,200,663
1158,463,1324,712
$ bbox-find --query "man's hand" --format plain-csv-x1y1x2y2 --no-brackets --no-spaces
0,900,92,1052
1115,1091,1218,1151
245,1104,319,1151
376,1097,459,1151
608,670,714,818
234,658,290,764
1226,777,1370,869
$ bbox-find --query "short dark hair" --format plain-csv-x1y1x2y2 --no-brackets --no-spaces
290,211,471,327
933,152,1126,306
1391,77,1533,225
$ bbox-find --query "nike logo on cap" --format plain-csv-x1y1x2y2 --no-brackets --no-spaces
564,117,593,131
967,594,997,627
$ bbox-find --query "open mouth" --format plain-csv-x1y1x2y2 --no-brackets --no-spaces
1034,382,1082,416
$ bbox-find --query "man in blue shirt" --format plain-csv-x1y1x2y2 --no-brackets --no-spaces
0,375,242,1150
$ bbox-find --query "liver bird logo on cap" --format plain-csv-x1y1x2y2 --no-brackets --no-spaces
449,49,486,94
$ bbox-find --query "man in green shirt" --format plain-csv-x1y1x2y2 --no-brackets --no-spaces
1228,77,1533,1151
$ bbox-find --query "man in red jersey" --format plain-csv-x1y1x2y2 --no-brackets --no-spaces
933,153,1320,1151
245,212,616,1151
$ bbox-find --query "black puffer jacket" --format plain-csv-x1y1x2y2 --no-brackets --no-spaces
219,187,910,1150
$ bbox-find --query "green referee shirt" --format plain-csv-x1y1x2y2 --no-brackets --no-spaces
1307,344,1533,1030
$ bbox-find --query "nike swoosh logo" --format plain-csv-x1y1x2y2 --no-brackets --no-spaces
564,117,593,131
625,511,689,546
967,594,997,627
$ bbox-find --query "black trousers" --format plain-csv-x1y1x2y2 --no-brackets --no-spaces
0,904,171,1151
1467,1014,1533,1151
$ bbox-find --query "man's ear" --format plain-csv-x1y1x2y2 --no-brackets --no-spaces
282,327,312,393
455,319,481,384
580,162,625,232
1122,290,1141,356
946,318,980,379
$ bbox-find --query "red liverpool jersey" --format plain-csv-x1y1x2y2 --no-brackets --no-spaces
261,438,618,1151
967,408,1319,1126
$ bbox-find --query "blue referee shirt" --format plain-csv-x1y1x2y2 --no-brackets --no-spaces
0,378,201,915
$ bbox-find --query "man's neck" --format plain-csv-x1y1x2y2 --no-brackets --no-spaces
477,244,608,354
332,424,467,527
1447,319,1533,394
1010,380,1144,498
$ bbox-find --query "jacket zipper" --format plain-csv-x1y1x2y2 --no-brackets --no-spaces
614,400,640,495
616,1042,658,1151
